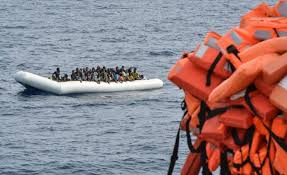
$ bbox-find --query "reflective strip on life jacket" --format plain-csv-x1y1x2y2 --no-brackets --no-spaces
254,29,273,40
206,37,220,50
195,44,208,58
204,31,221,50
274,0,287,17
253,28,287,40
230,31,243,46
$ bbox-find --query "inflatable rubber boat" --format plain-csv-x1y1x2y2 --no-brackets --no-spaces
15,71,163,95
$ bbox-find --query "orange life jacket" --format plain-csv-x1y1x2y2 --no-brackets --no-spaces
253,117,272,136
242,17,287,41
250,146,272,175
262,52,287,85
271,115,287,138
273,141,287,174
238,37,287,63
232,145,253,174
181,139,202,175
168,58,223,100
200,116,227,141
188,32,232,79
242,91,279,121
221,128,248,151
250,130,264,154
218,107,253,129
180,107,200,137
240,3,274,28
184,90,200,116
270,75,287,113
216,28,258,68
226,90,279,121
206,143,221,172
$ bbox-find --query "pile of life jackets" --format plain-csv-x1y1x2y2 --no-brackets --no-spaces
167,1,287,175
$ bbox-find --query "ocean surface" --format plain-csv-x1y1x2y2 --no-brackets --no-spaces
0,0,275,174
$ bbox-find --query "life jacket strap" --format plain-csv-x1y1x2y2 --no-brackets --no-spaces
226,44,241,61
167,100,187,175
206,52,223,86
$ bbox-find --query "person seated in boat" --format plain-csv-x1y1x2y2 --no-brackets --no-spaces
109,68,117,82
85,71,90,81
74,68,79,77
78,68,84,81
96,66,101,73
120,66,126,73
118,72,125,83
92,71,100,84
114,66,120,82
71,70,76,81
52,67,61,81
92,67,96,73
121,68,127,79
131,68,140,80
101,67,110,83
111,68,119,82
52,73,56,81
127,72,134,81
61,74,70,81
115,66,120,74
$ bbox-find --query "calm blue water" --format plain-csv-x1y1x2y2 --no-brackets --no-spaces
0,0,275,174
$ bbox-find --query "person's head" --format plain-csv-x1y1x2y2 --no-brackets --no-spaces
115,66,119,70
103,66,106,70
134,68,137,72
56,67,60,72
121,66,125,69
72,70,75,73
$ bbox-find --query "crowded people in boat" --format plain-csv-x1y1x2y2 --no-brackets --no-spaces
51,66,144,83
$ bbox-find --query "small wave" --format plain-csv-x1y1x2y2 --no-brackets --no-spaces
71,103,108,108
100,37,129,43
2,25,27,29
148,51,175,57
94,28,106,33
